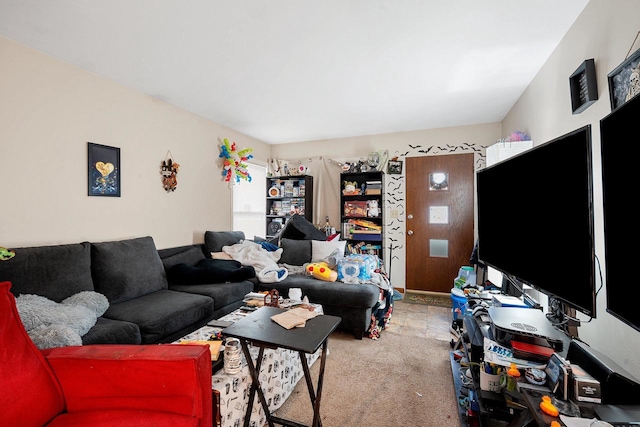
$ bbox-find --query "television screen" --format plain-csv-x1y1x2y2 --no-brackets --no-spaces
477,125,596,317
600,93,640,331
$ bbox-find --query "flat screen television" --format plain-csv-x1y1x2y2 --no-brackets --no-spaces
477,125,596,317
600,93,640,332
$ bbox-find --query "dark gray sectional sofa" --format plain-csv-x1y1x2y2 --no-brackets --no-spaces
201,230,382,339
0,227,385,345
0,236,253,345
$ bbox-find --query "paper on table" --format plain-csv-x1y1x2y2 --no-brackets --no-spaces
271,307,320,330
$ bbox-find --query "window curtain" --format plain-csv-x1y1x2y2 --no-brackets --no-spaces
267,157,343,228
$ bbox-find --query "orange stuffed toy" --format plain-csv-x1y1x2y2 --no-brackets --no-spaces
306,262,338,282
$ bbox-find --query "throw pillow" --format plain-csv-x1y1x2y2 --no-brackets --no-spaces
278,238,312,266
312,240,346,262
279,215,328,241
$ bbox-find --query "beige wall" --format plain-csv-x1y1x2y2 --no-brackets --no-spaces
0,36,270,250
503,0,640,378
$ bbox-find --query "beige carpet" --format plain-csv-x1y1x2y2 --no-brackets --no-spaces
272,329,461,427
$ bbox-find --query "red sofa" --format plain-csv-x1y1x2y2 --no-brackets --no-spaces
0,281,212,427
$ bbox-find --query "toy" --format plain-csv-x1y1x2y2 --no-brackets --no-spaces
306,262,338,282
219,138,253,183
539,395,559,417
367,200,380,217
0,246,15,261
342,181,359,195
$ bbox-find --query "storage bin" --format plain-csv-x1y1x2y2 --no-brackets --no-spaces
451,287,467,320
454,266,476,288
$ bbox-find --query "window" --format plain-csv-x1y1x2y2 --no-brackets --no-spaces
232,163,267,240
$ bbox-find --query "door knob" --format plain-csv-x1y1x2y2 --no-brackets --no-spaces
407,230,414,235
407,214,414,219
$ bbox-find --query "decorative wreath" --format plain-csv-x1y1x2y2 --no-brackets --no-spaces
219,138,253,183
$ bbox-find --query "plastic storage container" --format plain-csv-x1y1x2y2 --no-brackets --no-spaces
453,266,476,288
451,287,467,320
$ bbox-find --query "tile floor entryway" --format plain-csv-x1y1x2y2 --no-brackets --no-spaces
387,295,454,342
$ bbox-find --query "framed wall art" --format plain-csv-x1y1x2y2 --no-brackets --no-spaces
88,142,120,197
387,159,403,175
569,58,598,114
607,48,640,111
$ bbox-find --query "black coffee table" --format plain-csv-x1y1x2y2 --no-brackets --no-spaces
222,306,341,427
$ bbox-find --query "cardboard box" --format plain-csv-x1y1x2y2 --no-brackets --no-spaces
570,364,601,403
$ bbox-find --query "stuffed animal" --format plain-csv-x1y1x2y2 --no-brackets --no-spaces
367,200,380,217
342,181,359,196
15,291,109,349
306,262,338,282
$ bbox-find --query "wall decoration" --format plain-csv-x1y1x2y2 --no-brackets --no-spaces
608,48,640,111
569,59,598,114
88,142,120,197
160,151,180,192
429,172,449,191
387,158,403,174
219,138,253,184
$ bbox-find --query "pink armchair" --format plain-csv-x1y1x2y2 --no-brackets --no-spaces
0,281,212,427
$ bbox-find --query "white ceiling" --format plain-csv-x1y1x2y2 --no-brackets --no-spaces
0,0,590,144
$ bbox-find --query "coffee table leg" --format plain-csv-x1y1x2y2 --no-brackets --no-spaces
239,340,272,427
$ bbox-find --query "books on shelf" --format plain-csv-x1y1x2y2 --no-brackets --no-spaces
351,232,381,241
365,180,382,195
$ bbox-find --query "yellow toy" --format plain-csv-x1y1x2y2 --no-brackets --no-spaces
306,262,337,282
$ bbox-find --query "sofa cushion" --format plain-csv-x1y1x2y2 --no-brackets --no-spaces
167,259,255,285
278,238,312,266
102,290,214,343
204,231,245,254
0,242,94,302
159,245,206,270
255,275,380,308
91,236,167,304
81,317,142,345
171,280,254,311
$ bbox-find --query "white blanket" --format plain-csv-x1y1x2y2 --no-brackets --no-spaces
223,240,288,283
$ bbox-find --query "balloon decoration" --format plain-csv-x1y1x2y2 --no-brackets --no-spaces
219,138,253,183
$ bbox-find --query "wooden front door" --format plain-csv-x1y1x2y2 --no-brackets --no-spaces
406,154,475,293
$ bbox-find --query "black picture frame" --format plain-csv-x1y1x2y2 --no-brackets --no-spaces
387,160,403,174
607,48,640,111
88,142,121,197
569,58,598,114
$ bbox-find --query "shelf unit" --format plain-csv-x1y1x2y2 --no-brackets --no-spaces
339,171,384,260
265,175,314,239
